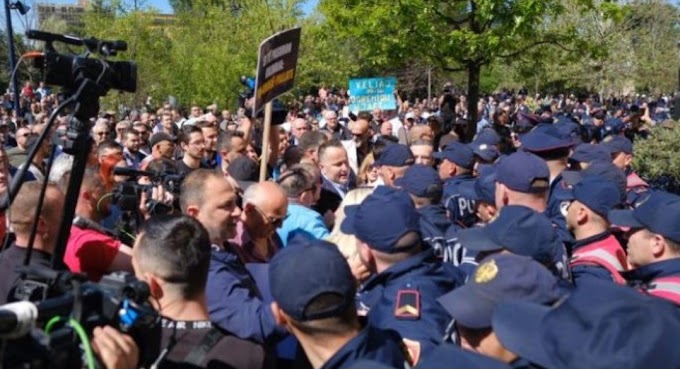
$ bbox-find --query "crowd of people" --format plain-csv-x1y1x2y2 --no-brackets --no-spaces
1,79,680,369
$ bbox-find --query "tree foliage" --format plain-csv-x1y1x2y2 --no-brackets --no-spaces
318,0,605,139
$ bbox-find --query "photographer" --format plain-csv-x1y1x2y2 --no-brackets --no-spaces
130,214,271,368
65,167,133,281
0,181,64,304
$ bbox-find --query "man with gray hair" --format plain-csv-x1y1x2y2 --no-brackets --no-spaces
320,109,351,141
230,181,288,263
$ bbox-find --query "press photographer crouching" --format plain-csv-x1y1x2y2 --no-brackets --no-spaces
91,214,272,369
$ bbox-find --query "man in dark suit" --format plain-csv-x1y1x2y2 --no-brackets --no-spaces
315,140,354,223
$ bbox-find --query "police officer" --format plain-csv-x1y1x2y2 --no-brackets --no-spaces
458,204,571,281
269,238,411,369
394,164,448,257
444,164,498,277
565,176,629,285
492,279,680,368
434,141,477,228
610,191,680,306
375,143,415,187
438,254,566,367
341,186,465,357
520,124,578,248
602,135,650,208
568,143,611,170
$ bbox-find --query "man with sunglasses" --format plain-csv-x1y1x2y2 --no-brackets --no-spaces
7,126,33,167
276,163,328,247
230,181,287,263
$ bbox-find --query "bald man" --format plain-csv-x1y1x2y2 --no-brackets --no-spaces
229,181,288,263
342,112,373,174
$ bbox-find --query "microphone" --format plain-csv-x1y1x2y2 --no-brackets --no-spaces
0,301,37,339
112,167,155,177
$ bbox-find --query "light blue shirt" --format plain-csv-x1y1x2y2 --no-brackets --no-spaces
277,203,330,247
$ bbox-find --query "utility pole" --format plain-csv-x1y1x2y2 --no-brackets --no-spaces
4,0,20,117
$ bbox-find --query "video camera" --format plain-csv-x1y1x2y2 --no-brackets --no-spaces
111,167,183,216
2,269,158,369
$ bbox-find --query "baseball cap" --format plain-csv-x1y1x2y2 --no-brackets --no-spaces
521,124,577,152
149,132,175,148
492,279,680,368
474,129,501,146
470,142,500,162
602,135,633,154
405,112,417,121
433,141,475,169
495,151,549,194
375,144,415,167
458,205,559,264
227,156,258,190
565,175,622,218
438,254,565,329
608,191,680,243
459,164,496,204
341,186,420,253
603,118,625,136
569,144,611,164
561,160,627,201
269,238,355,321
394,164,442,198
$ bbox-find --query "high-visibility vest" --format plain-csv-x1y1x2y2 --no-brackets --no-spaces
570,234,629,284
645,276,680,306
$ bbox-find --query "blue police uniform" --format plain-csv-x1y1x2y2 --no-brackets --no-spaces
624,259,680,307
206,244,285,343
321,325,410,369
442,174,477,228
443,224,478,278
418,204,450,255
358,249,465,355
546,172,575,249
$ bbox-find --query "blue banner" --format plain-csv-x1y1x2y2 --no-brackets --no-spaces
349,77,397,112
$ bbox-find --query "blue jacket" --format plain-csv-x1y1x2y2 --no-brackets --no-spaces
442,174,477,228
206,244,285,343
624,259,680,306
418,204,449,255
276,203,330,247
443,223,479,279
321,326,409,369
358,249,465,355
546,173,576,251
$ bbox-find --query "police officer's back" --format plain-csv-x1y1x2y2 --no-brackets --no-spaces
492,279,680,368
341,186,465,356
394,164,448,257
433,142,477,228
269,238,411,369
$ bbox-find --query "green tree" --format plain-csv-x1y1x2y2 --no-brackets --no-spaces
319,0,611,139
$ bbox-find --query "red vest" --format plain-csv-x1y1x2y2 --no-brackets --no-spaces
645,276,680,306
627,172,649,190
570,234,629,284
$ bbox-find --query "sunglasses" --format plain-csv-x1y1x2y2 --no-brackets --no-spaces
252,204,288,227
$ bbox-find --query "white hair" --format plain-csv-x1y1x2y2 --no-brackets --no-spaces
49,153,74,183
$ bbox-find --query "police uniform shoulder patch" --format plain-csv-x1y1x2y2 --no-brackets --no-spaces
394,290,420,320
474,259,498,283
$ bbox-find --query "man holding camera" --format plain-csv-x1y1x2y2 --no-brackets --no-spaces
65,167,134,282
91,214,271,369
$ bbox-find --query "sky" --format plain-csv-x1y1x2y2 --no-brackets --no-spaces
18,0,317,16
